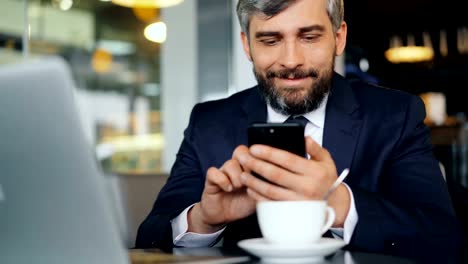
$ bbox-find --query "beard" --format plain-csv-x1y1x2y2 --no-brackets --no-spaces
254,61,334,116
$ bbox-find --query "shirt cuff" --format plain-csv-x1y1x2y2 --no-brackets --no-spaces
330,183,358,244
170,204,225,247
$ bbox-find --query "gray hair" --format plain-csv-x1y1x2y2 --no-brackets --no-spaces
236,0,344,37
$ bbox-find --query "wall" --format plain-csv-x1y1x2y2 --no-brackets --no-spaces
161,1,198,173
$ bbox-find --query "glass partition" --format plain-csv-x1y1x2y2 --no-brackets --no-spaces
0,0,164,175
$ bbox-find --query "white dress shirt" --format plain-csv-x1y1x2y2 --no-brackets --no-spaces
171,95,358,246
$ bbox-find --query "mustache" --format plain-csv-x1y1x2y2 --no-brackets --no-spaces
266,68,319,79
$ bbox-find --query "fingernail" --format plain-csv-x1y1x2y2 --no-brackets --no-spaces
226,185,233,192
238,154,247,165
250,146,261,155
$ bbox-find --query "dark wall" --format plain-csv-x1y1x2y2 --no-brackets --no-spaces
344,0,468,116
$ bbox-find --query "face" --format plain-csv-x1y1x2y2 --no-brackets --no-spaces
241,0,347,115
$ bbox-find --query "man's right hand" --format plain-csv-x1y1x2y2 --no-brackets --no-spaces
187,145,256,234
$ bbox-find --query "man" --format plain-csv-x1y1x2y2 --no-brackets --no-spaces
136,0,461,260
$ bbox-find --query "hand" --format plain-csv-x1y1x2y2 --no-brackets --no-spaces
188,145,256,234
239,137,350,227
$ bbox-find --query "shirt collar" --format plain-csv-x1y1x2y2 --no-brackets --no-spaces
266,94,328,129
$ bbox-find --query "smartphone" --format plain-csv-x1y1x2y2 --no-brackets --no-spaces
247,123,306,183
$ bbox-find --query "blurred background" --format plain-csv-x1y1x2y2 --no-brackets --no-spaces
0,0,466,248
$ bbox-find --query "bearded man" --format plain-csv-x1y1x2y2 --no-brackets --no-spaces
136,0,461,261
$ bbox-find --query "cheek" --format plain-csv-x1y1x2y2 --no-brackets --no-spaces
305,48,334,69
251,47,278,71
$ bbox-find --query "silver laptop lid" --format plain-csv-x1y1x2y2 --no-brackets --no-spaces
0,57,129,264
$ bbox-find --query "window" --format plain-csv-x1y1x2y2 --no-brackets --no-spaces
0,0,163,175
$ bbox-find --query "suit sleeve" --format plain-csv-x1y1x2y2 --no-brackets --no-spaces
348,96,462,262
135,104,205,250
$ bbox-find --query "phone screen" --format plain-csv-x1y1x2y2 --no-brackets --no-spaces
248,123,306,157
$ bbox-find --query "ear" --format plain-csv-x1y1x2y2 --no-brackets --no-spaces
335,22,347,56
241,32,253,61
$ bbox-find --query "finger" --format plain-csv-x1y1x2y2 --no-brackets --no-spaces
205,167,233,193
249,144,309,174
246,188,270,202
241,153,299,189
232,145,251,172
305,137,330,161
220,159,243,189
240,171,298,201
240,149,321,190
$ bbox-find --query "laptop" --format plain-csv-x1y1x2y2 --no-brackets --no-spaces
0,57,129,264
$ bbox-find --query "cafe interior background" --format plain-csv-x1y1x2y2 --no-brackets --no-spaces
0,0,467,249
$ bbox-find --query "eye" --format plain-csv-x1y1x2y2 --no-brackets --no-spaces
260,38,280,46
302,34,319,42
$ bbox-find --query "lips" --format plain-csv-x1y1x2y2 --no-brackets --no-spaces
276,77,309,86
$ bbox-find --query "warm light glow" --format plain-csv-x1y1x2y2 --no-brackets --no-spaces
384,46,434,63
144,22,167,43
99,133,164,152
91,49,113,73
132,7,158,22
111,0,183,8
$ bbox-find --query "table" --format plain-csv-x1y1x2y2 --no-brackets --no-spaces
129,247,418,264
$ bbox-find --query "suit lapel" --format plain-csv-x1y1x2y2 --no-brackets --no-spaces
323,75,363,175
236,87,267,146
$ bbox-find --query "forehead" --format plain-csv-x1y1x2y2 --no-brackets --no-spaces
249,0,330,34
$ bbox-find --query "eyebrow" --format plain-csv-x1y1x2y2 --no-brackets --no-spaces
298,25,325,34
255,25,326,39
255,31,281,39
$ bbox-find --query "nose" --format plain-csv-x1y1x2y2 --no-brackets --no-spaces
278,40,305,69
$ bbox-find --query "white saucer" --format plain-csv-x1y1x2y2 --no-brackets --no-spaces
237,237,346,263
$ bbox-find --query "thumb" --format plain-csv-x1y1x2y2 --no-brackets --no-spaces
306,136,326,161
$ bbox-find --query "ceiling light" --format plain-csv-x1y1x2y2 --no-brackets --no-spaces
59,0,73,10
111,0,184,8
132,7,158,23
144,22,167,43
384,46,434,64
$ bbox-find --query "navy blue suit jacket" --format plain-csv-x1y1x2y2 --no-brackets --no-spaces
136,74,461,261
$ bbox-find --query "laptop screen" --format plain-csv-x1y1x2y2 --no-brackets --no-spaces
0,57,129,264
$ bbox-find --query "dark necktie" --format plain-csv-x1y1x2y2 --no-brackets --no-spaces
284,115,309,128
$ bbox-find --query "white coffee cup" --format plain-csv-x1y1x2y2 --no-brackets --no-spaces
256,200,335,245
